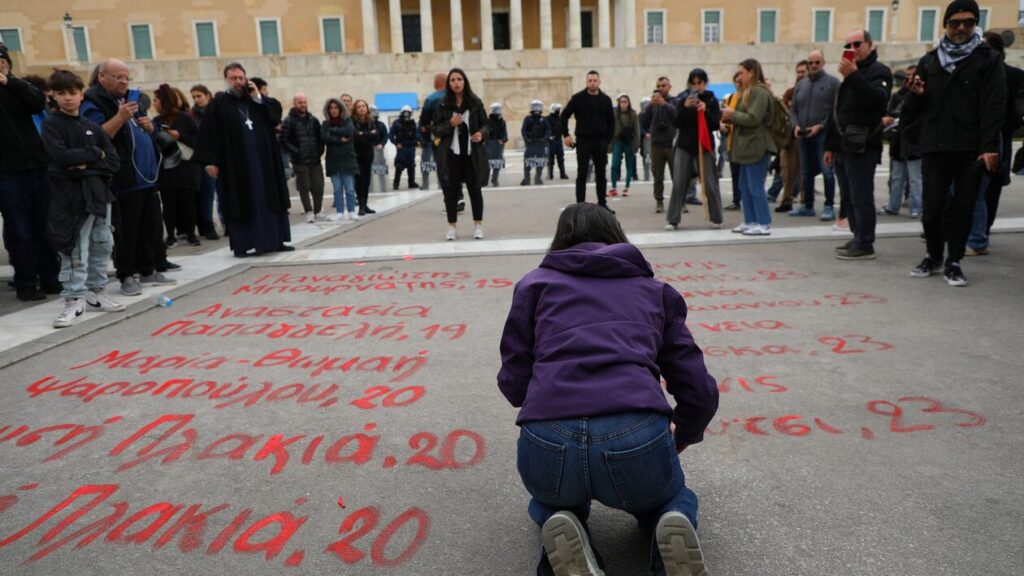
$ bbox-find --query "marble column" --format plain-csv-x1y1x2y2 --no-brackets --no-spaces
510,0,524,51
568,0,582,49
598,0,610,48
624,0,636,47
451,0,465,52
362,0,379,54
480,0,494,50
420,0,434,52
539,0,553,50
389,0,404,53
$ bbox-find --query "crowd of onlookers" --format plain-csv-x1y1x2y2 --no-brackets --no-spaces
1,0,1023,331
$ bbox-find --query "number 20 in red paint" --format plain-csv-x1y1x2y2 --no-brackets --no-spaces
326,506,430,567
350,386,426,409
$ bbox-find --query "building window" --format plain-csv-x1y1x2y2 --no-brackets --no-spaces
257,19,281,55
919,9,937,42
813,9,832,42
493,12,511,49
401,14,422,53
70,26,90,62
645,10,666,44
194,21,218,57
978,8,989,30
130,24,154,60
321,17,345,53
702,10,722,44
758,10,777,43
581,9,595,47
867,8,886,41
0,29,22,52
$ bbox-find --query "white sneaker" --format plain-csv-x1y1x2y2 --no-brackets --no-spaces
86,291,125,312
328,212,344,222
445,227,457,241
664,223,678,231
732,223,751,234
343,212,351,222
655,512,707,576
315,213,329,221
743,224,771,236
53,298,85,328
473,224,484,239
350,212,361,221
305,211,315,223
542,511,605,576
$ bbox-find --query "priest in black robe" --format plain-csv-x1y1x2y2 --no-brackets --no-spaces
195,62,293,257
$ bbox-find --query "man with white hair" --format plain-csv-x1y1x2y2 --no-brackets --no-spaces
280,92,324,223
521,99,550,185
389,104,420,190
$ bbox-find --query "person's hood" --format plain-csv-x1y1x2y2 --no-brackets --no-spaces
540,242,653,278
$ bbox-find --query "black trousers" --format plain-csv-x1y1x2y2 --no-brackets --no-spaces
574,138,609,204
835,148,880,250
356,159,373,210
113,187,162,280
162,186,197,241
444,154,483,223
921,152,984,264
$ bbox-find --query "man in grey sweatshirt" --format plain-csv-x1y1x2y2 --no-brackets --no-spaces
790,50,841,220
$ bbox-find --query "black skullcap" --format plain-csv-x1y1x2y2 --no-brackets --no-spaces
944,0,979,24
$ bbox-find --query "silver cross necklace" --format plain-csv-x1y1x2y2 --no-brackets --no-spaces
238,104,254,131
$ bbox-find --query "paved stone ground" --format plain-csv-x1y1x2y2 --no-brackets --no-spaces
0,155,1022,575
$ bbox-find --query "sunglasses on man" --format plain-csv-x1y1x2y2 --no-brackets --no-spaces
946,17,977,29
843,41,864,49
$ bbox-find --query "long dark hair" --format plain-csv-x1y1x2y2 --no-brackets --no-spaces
550,203,629,251
351,99,371,124
443,68,481,108
154,83,180,126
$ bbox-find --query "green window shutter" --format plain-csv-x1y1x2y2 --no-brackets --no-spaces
323,18,343,52
0,29,22,52
260,20,280,55
760,11,776,43
814,11,831,42
73,27,89,62
978,9,988,30
131,25,153,60
868,10,884,40
196,22,217,57
920,10,936,42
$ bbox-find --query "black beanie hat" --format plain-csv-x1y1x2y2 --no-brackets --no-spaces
943,0,980,24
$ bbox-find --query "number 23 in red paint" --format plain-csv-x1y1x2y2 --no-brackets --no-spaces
866,396,986,433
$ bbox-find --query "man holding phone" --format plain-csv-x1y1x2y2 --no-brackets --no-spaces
901,0,1005,286
824,30,892,261
790,50,840,220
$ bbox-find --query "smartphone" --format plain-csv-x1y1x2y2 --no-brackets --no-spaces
842,49,856,62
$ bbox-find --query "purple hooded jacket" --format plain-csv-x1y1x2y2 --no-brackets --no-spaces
498,242,719,447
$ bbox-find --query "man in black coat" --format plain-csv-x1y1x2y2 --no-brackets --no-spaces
280,93,324,223
824,29,893,261
196,62,293,258
0,46,60,301
901,0,1005,286
561,70,615,212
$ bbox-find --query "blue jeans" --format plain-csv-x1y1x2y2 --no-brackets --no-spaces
59,204,113,300
797,132,836,209
738,154,772,226
967,171,991,250
518,411,699,574
610,140,637,189
197,171,220,226
0,169,59,291
887,158,922,215
330,173,357,213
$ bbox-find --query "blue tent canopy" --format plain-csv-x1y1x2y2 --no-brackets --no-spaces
375,92,420,112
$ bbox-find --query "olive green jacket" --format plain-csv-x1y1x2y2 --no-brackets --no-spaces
728,84,777,165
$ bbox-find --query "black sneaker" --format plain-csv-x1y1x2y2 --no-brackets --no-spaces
457,201,466,213
834,240,854,252
944,262,968,287
774,204,793,213
724,203,741,211
16,287,47,301
363,207,376,214
910,257,941,278
599,203,616,214
836,247,876,260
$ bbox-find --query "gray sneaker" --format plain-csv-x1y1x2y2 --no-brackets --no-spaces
656,511,708,576
139,272,177,286
541,511,604,576
119,276,142,296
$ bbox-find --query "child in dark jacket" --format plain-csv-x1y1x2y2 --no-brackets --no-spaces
498,202,718,576
40,70,123,328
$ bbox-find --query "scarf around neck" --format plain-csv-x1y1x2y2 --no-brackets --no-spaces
936,28,982,73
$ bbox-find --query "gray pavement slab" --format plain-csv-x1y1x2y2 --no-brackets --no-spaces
0,230,1022,575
